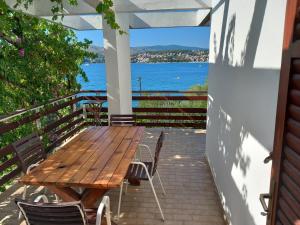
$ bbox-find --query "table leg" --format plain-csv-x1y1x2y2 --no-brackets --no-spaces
81,188,107,208
128,178,141,186
46,186,81,202
47,186,107,208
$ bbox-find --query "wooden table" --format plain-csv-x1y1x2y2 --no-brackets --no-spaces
20,126,144,208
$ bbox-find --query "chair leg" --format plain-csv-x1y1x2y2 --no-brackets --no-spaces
19,185,28,220
148,177,165,221
124,181,128,194
117,182,124,219
55,194,60,202
156,170,166,196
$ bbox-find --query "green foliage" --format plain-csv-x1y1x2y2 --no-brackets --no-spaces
0,1,96,114
138,83,208,109
137,83,208,124
13,0,124,34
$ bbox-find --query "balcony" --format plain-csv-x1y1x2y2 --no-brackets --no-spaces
0,90,226,225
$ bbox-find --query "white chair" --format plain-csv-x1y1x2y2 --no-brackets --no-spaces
15,195,114,225
12,133,58,219
118,131,166,221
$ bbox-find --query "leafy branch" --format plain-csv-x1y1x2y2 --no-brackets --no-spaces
13,0,124,33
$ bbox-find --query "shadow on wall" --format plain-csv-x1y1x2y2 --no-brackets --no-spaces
207,0,281,225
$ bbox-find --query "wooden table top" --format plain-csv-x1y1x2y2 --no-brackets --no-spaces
20,126,145,189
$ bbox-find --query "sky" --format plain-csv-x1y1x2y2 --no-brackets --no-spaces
74,27,210,48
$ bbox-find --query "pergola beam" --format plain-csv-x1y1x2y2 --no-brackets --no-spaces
113,0,211,13
5,0,211,16
42,10,210,30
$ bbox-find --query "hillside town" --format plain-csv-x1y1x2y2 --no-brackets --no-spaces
85,45,209,63
131,50,209,63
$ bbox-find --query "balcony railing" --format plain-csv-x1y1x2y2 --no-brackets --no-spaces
0,90,207,191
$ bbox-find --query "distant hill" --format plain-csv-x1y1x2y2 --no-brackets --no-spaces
88,45,208,55
86,45,209,63
131,45,208,54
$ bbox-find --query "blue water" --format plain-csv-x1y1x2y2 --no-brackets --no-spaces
78,63,208,91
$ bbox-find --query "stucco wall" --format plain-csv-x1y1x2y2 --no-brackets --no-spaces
206,1,287,225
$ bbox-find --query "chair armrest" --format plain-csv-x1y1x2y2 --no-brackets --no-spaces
34,195,49,203
26,161,42,174
96,196,111,225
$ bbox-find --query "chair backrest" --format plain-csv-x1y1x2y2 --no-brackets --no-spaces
84,101,104,125
15,199,88,225
12,133,46,173
110,114,136,126
152,131,165,175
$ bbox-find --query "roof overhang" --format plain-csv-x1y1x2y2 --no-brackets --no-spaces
5,0,211,29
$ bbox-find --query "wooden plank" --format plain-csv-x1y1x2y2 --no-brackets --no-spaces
100,107,207,114
282,160,300,188
85,121,108,126
288,104,300,121
80,90,207,94
136,115,207,120
284,147,300,171
54,117,84,137
293,59,300,73
0,167,21,186
82,95,208,101
20,127,108,185
0,145,15,158
46,186,81,202
57,127,122,185
81,189,107,208
43,109,82,133
289,89,300,106
42,127,112,185
285,133,300,154
0,93,78,123
286,119,300,139
82,96,107,101
108,127,144,187
281,173,300,204
280,186,300,218
0,156,19,172
277,209,292,225
278,197,298,225
65,127,123,185
291,74,300,90
79,127,131,187
132,96,208,101
45,123,86,152
0,97,82,136
133,107,207,113
93,140,132,187
136,122,206,128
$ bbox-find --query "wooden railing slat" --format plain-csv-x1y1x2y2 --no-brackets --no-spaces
0,97,82,136
0,167,21,187
43,109,83,134
0,145,14,158
0,156,19,172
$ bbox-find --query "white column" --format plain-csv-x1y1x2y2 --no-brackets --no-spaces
103,13,132,115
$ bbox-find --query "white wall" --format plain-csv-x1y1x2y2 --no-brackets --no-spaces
206,1,287,225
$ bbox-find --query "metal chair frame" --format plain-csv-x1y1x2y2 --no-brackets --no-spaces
16,195,112,225
117,132,166,221
12,133,58,219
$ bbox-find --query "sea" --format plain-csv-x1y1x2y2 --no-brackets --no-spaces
78,62,209,91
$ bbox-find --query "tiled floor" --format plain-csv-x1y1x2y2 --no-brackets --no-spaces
0,128,225,225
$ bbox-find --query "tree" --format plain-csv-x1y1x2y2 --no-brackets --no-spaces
0,0,97,114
